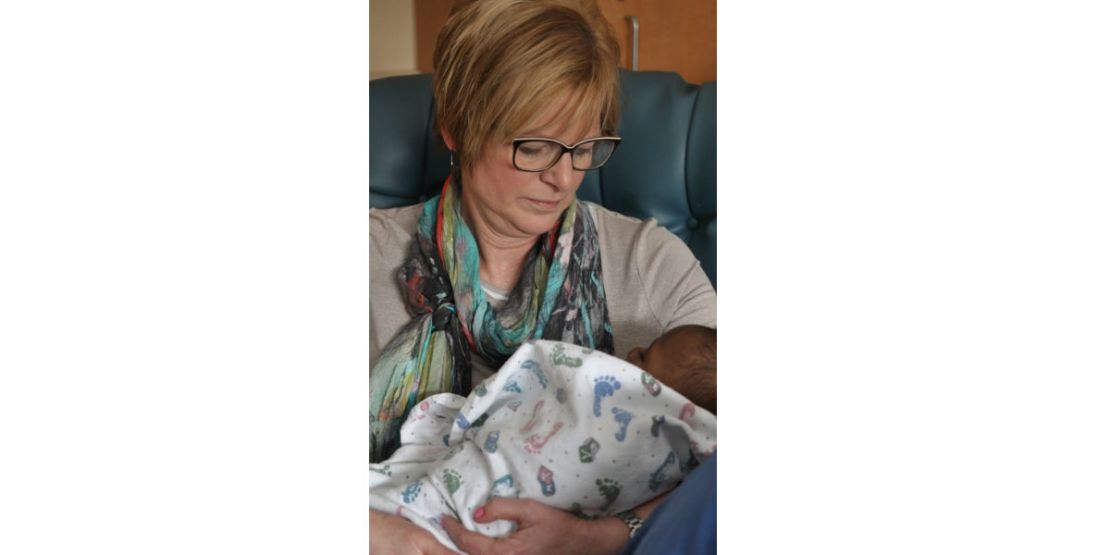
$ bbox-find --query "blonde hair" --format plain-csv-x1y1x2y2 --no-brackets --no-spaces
432,0,621,172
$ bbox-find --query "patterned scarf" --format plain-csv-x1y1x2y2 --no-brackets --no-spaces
370,178,612,462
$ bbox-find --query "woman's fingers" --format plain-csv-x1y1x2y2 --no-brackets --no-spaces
472,497,535,525
441,516,500,555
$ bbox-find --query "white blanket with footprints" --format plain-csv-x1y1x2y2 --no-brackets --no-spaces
369,339,717,551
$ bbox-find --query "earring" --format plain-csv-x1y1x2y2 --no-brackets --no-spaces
449,151,455,169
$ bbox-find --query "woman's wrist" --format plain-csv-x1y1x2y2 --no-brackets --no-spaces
592,491,669,553
588,514,634,555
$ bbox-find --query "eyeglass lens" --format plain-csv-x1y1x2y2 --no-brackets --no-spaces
515,139,616,171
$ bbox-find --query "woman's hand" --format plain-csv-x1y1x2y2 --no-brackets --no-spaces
370,509,460,555
440,498,629,555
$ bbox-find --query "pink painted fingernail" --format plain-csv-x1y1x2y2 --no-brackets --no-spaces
473,507,485,519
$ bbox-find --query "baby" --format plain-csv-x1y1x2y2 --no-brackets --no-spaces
369,325,717,551
626,325,716,415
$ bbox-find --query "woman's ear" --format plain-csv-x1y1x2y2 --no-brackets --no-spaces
439,126,457,152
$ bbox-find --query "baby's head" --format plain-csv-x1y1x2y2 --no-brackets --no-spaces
626,325,716,414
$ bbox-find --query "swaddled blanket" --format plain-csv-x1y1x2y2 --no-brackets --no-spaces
369,339,717,551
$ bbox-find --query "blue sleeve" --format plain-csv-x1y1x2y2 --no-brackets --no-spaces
621,453,717,555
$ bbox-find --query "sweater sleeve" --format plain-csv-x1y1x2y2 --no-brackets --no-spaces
369,206,422,369
633,221,718,331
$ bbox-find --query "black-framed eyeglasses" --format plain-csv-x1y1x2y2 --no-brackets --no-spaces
511,136,621,172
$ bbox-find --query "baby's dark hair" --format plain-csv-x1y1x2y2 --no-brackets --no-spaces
670,325,717,414
657,324,719,412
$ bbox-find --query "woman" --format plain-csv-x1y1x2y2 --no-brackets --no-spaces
369,0,716,553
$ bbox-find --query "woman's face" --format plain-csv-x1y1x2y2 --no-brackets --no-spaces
459,118,601,241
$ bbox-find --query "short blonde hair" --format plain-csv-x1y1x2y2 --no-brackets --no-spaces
433,0,621,172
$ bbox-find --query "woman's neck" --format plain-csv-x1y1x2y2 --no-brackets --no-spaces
460,191,540,292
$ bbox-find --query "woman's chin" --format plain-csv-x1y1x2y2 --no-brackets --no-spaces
512,201,567,235
517,219,559,238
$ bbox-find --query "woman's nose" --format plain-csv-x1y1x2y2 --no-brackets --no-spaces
540,151,577,190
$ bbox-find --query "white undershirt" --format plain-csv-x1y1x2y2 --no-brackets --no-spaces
480,281,510,304
471,281,510,383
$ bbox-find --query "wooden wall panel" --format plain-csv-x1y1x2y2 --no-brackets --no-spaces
410,0,715,83
597,0,716,84
415,0,458,73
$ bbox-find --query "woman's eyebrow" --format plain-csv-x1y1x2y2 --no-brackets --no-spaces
515,128,603,141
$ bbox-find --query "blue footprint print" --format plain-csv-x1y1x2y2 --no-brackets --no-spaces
401,480,422,504
592,376,622,417
612,406,634,442
503,380,522,393
649,451,677,491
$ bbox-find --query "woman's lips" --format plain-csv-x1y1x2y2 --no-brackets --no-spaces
525,198,561,211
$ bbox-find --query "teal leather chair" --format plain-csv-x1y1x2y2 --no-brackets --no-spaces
369,70,716,287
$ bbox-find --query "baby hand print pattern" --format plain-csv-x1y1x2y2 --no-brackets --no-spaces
578,437,600,462
640,372,662,396
537,465,556,497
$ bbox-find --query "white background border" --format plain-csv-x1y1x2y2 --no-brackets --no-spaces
2,0,1109,553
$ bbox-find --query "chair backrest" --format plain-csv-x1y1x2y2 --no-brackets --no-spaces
369,70,716,287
